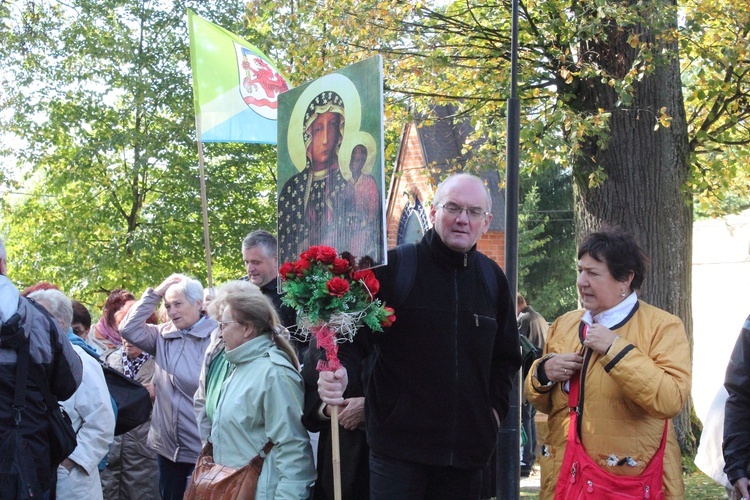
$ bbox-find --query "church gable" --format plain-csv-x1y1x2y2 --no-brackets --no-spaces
385,111,507,266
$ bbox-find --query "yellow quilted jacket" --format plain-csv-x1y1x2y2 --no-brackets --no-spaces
525,301,691,499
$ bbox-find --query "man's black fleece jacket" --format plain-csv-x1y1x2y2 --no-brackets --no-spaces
337,228,522,470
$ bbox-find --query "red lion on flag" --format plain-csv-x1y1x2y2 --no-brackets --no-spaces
242,56,289,100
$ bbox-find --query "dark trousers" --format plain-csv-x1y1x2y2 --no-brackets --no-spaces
521,401,537,471
157,454,195,500
369,450,482,500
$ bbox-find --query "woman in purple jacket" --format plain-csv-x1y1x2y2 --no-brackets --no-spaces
119,273,217,500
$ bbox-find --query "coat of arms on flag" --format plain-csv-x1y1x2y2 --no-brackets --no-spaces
235,43,289,120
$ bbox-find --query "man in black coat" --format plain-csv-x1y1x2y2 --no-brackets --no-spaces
239,230,304,359
318,173,522,499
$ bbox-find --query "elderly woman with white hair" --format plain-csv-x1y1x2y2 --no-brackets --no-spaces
28,288,115,500
119,273,217,500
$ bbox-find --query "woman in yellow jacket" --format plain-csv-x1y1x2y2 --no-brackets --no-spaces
525,230,691,499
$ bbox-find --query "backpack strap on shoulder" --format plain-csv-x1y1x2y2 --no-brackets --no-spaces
476,254,499,305
391,243,417,309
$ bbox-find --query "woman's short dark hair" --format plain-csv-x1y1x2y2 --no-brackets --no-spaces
577,230,649,290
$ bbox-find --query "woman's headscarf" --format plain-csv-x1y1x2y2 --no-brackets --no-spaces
303,91,345,169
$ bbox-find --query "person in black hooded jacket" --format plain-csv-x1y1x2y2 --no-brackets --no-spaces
723,313,750,499
317,173,522,499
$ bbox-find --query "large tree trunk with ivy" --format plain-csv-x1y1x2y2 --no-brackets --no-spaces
570,0,696,454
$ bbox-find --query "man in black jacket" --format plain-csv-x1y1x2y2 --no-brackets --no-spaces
723,314,750,500
0,237,83,497
239,230,303,359
318,173,522,499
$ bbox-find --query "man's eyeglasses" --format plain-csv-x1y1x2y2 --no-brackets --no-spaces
436,202,489,221
218,320,241,332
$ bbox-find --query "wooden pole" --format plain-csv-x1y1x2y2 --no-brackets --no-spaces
196,137,214,290
330,405,342,500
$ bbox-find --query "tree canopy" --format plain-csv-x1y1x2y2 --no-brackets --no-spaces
0,0,277,308
1,0,747,349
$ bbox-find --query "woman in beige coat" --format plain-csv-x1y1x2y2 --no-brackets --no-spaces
525,230,691,499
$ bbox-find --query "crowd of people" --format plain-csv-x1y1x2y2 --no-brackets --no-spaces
1,171,743,500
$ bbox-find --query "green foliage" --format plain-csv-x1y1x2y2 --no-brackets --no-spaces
0,0,277,309
518,185,550,277
519,168,578,321
680,0,750,216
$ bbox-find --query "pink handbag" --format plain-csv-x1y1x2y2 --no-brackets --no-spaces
554,367,668,499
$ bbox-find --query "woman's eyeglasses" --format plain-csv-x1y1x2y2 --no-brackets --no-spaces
218,320,241,332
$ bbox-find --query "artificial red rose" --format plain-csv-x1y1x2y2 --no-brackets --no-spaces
278,262,295,280
380,306,396,328
300,246,319,261
331,258,350,275
362,273,380,297
326,277,350,297
294,258,311,276
351,269,373,282
352,269,379,297
316,246,338,264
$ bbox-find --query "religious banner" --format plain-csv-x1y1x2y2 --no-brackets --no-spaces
276,56,386,268
187,9,289,143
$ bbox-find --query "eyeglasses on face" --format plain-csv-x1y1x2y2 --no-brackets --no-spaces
436,202,489,220
218,320,242,332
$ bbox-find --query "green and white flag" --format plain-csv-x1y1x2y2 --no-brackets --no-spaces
187,10,289,143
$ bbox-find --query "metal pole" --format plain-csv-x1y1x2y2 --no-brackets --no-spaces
497,0,521,495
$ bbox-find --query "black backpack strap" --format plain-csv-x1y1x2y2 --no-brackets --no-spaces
476,254,499,305
12,336,30,425
27,358,59,415
391,243,417,309
391,244,499,308
1,313,30,424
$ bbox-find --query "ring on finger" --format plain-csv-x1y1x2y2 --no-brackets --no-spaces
563,368,568,374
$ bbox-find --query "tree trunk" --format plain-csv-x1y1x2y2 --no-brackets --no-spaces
570,0,696,454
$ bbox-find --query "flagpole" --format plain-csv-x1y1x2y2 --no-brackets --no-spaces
196,128,214,291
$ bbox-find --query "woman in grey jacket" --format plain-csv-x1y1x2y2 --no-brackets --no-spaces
119,274,217,500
